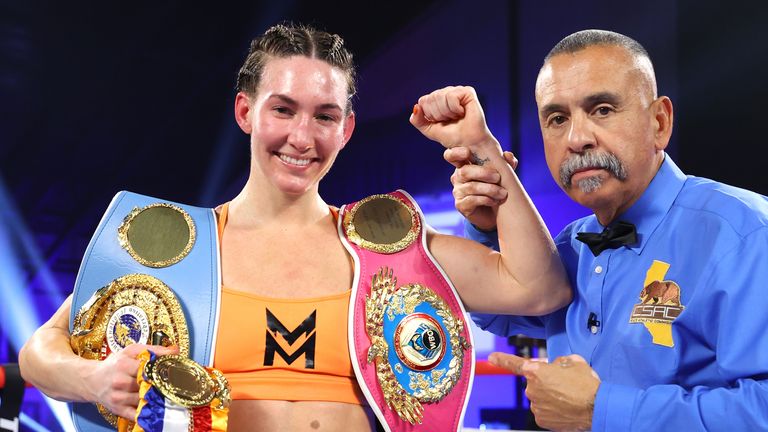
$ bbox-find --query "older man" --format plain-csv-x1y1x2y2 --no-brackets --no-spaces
412,30,768,431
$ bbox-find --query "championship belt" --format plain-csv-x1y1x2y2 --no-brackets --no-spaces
69,191,222,432
71,274,191,428
339,190,475,432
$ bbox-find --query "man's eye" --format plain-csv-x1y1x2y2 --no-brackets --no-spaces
595,106,613,116
550,115,567,126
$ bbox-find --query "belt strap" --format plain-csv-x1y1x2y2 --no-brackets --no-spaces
69,191,221,431
339,190,475,432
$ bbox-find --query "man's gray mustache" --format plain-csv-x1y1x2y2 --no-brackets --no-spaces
559,151,628,188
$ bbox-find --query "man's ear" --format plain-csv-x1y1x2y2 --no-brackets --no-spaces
340,111,356,149
652,96,674,151
234,92,253,134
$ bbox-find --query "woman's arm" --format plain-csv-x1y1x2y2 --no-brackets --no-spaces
412,86,571,315
18,294,175,419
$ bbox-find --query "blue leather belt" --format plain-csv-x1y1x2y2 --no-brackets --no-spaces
68,191,220,432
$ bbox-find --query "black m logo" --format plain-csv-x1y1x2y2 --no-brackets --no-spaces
264,309,316,369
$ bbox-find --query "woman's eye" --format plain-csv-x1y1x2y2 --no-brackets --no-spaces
274,106,292,115
316,114,336,122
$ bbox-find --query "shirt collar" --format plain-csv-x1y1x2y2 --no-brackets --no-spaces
619,155,687,254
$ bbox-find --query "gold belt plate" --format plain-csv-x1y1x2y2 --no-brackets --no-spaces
70,273,190,426
144,354,230,410
343,194,420,254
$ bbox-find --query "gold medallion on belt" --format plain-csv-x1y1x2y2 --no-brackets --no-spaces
343,194,420,254
143,354,230,410
117,202,197,268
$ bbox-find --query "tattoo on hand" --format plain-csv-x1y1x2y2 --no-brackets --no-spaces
470,151,490,166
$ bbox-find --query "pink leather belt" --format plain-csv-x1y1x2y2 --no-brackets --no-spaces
339,190,474,432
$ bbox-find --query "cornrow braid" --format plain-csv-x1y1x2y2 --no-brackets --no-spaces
236,23,357,113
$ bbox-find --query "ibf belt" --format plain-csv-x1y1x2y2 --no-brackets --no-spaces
69,191,222,432
339,190,474,432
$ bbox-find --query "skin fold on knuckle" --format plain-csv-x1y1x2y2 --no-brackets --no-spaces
528,400,538,416
454,167,468,183
458,182,476,196
465,195,486,209
107,393,123,410
477,182,497,197
452,147,468,160
457,187,474,204
457,204,474,218
483,195,497,206
461,182,480,196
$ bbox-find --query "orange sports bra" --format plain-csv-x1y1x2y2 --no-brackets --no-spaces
212,203,363,404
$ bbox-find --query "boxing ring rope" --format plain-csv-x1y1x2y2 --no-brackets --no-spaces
0,359,514,391
1,361,521,432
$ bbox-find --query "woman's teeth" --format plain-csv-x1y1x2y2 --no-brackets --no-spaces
278,154,311,166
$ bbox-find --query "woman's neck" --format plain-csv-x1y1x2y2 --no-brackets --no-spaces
228,175,329,229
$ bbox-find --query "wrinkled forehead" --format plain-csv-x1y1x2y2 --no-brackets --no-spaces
535,45,656,105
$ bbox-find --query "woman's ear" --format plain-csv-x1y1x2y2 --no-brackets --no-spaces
234,92,253,134
340,111,356,149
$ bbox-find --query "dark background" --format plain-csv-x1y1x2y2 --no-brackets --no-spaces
2,1,767,430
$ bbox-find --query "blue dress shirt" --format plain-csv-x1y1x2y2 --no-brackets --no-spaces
470,157,768,431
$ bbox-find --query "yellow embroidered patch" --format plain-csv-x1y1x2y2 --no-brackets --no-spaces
628,260,685,347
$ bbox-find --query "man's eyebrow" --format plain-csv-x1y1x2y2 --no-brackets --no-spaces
539,92,623,118
539,103,566,118
582,92,622,108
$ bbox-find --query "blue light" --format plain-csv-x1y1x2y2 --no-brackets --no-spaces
0,174,74,430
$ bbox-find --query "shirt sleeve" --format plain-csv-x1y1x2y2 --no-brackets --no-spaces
592,227,768,431
463,219,500,249
471,313,547,339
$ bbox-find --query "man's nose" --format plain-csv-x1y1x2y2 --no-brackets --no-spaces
566,113,596,153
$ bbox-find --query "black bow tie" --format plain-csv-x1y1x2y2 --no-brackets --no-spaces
576,221,637,257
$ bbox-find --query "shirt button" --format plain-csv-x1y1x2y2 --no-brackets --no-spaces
595,265,603,274
590,325,599,334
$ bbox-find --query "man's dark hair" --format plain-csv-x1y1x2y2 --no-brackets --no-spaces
236,23,357,113
544,29,650,63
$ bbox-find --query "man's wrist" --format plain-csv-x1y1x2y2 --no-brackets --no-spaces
579,389,596,431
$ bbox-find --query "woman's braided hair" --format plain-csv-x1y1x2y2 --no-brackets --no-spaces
236,23,357,114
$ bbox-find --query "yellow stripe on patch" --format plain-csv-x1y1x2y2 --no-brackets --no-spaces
642,260,674,347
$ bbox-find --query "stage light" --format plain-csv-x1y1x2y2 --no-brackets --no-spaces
0,176,75,430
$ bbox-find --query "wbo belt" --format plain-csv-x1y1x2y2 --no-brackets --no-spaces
339,190,475,432
69,191,223,432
